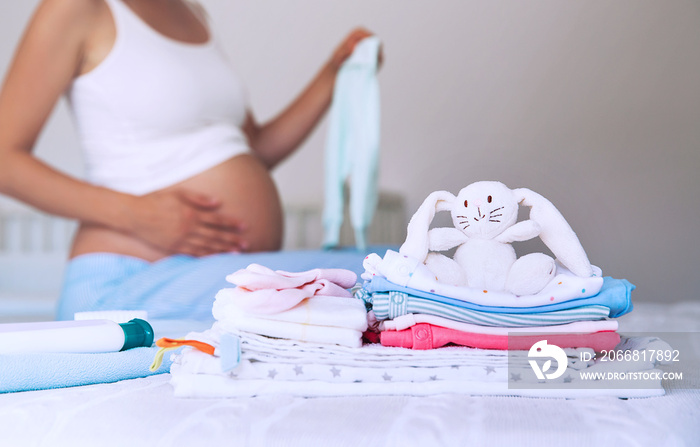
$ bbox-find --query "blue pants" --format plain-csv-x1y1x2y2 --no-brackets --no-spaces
56,248,390,321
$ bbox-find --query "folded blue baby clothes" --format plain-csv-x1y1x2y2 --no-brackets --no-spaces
364,276,634,318
355,288,612,327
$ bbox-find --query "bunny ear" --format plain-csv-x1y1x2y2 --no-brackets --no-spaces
514,188,594,277
399,190,455,262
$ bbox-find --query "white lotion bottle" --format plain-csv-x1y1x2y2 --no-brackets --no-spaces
0,318,154,354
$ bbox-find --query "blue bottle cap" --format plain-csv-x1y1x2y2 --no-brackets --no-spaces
118,318,154,351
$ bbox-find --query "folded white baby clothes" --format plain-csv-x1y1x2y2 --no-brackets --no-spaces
169,330,668,399
169,373,665,399
217,318,364,348
212,272,367,347
363,250,604,307
214,295,367,331
213,300,367,349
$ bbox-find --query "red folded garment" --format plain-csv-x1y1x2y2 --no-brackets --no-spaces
380,323,620,351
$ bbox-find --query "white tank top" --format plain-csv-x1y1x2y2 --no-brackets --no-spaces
67,0,250,195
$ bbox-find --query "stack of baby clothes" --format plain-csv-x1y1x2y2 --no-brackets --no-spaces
211,264,368,348
346,249,673,397
166,260,671,399
164,182,671,398
358,250,633,353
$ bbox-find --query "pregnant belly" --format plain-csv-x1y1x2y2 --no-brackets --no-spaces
70,153,283,261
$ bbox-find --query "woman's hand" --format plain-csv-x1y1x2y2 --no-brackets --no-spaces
244,27,383,170
129,190,248,257
329,27,384,72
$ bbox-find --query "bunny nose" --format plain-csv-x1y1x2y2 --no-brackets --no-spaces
473,199,483,207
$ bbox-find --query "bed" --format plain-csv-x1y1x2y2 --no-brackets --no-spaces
0,302,697,446
1,206,699,446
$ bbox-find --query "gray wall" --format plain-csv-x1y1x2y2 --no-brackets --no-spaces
1,0,698,303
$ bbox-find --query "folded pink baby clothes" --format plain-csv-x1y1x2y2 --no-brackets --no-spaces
227,264,357,291
380,323,620,351
220,264,358,314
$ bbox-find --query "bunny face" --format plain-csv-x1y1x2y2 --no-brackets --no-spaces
451,181,519,239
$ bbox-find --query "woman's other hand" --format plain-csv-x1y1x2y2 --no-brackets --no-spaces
129,190,248,257
244,27,383,170
329,27,383,72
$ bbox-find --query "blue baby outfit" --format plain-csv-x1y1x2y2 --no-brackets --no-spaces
322,37,381,250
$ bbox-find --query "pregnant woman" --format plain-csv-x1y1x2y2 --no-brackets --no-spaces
0,0,378,320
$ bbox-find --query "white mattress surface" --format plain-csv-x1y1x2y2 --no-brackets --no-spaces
0,301,698,447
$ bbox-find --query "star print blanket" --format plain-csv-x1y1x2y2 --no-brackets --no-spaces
168,327,670,399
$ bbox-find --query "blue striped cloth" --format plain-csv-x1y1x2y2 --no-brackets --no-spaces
356,289,611,327
57,248,393,321
364,276,634,318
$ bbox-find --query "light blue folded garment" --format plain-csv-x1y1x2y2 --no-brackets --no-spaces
356,289,612,327
365,277,634,318
0,347,171,394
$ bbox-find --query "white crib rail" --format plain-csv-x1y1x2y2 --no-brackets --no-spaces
0,211,78,255
0,193,406,254
283,192,406,250
0,209,76,321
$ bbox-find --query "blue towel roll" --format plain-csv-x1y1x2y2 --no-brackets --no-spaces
0,346,171,394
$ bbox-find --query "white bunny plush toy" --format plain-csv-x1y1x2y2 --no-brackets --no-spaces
399,181,594,296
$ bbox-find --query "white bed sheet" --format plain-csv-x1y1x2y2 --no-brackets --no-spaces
1,301,698,447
